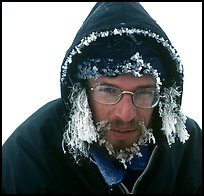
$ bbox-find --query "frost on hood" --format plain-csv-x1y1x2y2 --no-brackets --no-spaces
61,27,184,85
62,83,99,160
78,52,162,91
159,86,190,145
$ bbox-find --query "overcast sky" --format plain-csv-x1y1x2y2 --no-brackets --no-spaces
2,2,202,144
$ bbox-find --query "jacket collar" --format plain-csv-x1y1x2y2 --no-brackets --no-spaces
90,145,149,186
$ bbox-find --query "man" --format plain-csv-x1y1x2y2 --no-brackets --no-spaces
2,2,202,194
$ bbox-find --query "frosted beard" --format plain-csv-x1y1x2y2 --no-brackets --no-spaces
96,120,156,168
62,83,156,168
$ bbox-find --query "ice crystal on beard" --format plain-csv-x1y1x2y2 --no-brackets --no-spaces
138,121,156,145
159,86,190,145
97,121,155,169
96,120,110,138
62,83,98,161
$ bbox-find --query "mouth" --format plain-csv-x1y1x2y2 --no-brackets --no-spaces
110,129,137,139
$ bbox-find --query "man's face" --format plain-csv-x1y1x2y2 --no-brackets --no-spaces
87,74,156,151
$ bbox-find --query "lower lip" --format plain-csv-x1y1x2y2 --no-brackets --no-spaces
111,129,135,139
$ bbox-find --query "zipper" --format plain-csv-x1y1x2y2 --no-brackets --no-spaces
131,145,159,193
112,145,158,194
118,183,131,194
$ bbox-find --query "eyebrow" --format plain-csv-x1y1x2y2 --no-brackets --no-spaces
137,84,156,89
93,82,156,89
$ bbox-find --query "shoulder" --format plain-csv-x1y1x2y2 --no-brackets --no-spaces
2,98,66,153
185,116,202,141
2,98,72,193
186,116,201,130
24,98,65,123
15,98,65,131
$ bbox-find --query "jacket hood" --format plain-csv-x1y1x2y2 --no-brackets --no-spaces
61,2,183,98
60,2,189,156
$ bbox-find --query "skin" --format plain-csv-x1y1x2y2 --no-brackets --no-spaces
87,74,156,152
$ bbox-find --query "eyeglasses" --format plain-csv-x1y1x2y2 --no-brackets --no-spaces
90,83,160,109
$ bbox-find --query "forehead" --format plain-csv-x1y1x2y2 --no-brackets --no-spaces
88,74,156,89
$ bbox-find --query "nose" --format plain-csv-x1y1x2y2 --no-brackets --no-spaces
114,93,136,122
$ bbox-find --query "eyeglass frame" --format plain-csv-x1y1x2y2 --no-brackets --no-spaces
89,83,162,109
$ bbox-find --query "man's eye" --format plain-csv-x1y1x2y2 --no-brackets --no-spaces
100,87,115,93
141,91,154,95
96,85,118,94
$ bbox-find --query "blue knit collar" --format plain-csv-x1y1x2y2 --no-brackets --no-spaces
90,145,149,186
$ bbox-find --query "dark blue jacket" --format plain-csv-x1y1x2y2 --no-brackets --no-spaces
2,98,202,193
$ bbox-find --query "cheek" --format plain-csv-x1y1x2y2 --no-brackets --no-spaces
88,97,110,122
145,109,154,126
